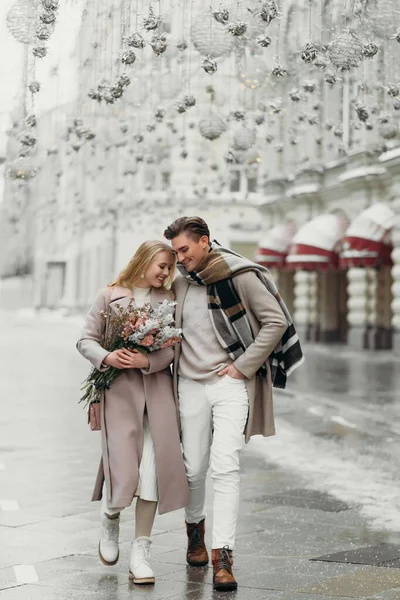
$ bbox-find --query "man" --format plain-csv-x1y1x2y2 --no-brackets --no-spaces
164,216,303,592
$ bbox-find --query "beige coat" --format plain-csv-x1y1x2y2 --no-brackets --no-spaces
172,272,288,442
77,285,190,514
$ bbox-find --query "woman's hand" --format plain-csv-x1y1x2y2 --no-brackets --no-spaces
103,350,128,369
117,348,150,370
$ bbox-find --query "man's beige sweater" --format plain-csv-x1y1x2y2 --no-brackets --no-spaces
178,284,230,383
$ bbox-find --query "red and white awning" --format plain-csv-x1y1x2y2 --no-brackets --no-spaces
286,212,349,271
256,221,296,268
340,203,394,268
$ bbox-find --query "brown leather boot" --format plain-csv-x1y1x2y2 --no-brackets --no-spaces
212,547,237,591
185,519,209,566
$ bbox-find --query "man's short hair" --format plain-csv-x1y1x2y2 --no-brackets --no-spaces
164,216,210,242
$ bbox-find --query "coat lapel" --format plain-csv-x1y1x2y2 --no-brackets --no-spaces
109,285,134,315
174,279,190,328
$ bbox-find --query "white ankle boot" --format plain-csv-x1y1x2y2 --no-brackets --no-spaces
98,513,120,566
129,537,155,584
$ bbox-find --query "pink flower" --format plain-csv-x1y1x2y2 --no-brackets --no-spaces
141,335,155,347
160,336,180,349
134,317,147,330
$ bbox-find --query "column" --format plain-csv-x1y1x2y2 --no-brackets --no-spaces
391,196,400,355
347,268,369,350
293,271,319,342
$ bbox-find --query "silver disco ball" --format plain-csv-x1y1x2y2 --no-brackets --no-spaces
191,11,235,57
365,0,400,40
199,115,227,140
6,0,37,44
233,126,256,151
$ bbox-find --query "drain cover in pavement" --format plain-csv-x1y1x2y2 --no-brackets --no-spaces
311,543,400,566
256,488,351,512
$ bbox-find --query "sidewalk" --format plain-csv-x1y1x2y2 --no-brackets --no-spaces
1,313,400,599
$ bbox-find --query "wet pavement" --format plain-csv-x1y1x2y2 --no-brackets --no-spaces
1,310,400,599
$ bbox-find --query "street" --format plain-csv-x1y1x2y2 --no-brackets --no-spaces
1,309,400,599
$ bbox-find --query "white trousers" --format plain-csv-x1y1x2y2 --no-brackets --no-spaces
178,376,249,550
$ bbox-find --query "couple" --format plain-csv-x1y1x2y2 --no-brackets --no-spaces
77,216,303,592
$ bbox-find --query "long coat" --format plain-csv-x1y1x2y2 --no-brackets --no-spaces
77,285,190,514
172,272,288,443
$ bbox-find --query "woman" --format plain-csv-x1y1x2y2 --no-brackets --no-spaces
77,241,190,584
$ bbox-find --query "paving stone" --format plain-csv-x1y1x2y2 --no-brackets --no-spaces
311,544,400,566
298,567,400,598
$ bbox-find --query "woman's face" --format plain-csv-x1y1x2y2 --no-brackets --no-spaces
144,250,175,288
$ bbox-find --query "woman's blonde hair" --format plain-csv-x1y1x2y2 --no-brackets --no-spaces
110,240,176,290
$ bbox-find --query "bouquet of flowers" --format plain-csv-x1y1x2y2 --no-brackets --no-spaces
80,299,182,406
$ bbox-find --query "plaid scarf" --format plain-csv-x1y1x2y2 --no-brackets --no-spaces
177,241,304,388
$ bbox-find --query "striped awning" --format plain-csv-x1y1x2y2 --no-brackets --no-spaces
287,213,349,271
340,203,394,268
256,222,296,268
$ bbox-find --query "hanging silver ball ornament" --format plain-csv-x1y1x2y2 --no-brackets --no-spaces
300,42,318,64
110,84,123,99
212,4,230,25
275,143,283,153
365,121,374,130
308,115,319,125
313,102,320,111
151,33,168,56
184,94,196,108
41,0,59,9
258,0,279,25
25,114,37,128
393,99,400,111
143,7,162,31
36,24,53,40
40,10,56,24
32,45,47,58
363,41,379,59
271,64,288,78
202,55,218,75
325,70,337,85
19,133,36,146
325,120,333,131
266,134,274,143
29,81,41,93
303,80,317,93
366,1,400,40
334,125,343,138
256,33,272,48
154,108,166,121
180,149,188,159
126,32,146,48
199,115,227,140
233,127,256,151
327,30,364,71
391,29,400,43
191,11,235,57
175,101,187,114
232,110,246,121
355,102,369,122
85,129,96,140
254,113,265,125
88,88,102,102
136,152,144,163
290,137,298,146
146,124,156,132
378,114,398,139
289,89,301,102
189,122,196,129
177,39,188,51
117,73,131,88
120,49,136,65
227,21,247,37
134,134,144,143
388,83,399,97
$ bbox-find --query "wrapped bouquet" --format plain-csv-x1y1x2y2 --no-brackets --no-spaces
80,299,182,406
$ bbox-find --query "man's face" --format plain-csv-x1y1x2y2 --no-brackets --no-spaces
170,232,209,272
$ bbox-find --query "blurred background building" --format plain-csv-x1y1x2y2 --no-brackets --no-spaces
1,0,400,354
